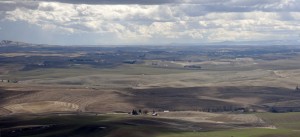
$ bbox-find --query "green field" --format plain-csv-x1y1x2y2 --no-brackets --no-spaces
257,112,300,130
157,128,299,137
157,112,300,137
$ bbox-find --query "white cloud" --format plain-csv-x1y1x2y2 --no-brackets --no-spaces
0,0,300,44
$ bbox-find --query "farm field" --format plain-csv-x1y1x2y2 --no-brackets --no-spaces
2,112,300,137
1,42,300,136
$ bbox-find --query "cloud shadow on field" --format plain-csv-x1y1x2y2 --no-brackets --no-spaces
122,86,299,111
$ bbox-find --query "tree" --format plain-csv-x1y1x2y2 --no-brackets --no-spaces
132,109,138,115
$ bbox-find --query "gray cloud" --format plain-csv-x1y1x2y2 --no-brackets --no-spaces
15,0,180,5
0,1,39,11
5,0,300,12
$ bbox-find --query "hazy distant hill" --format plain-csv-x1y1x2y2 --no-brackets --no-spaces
0,40,47,47
0,40,27,46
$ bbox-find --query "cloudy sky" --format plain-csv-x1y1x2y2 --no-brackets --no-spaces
0,0,300,45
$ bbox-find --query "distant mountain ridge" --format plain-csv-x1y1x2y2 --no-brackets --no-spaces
1,40,300,47
0,40,47,47
170,40,300,46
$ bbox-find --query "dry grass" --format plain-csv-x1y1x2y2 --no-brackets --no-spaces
157,111,264,124
4,101,79,113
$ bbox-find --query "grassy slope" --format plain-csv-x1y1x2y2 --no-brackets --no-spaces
257,112,300,130
0,115,174,137
157,112,300,137
157,128,299,137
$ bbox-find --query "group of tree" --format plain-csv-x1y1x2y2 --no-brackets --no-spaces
131,109,149,115
199,106,255,113
270,106,300,113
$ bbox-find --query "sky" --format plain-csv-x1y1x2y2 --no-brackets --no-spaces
0,0,300,45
